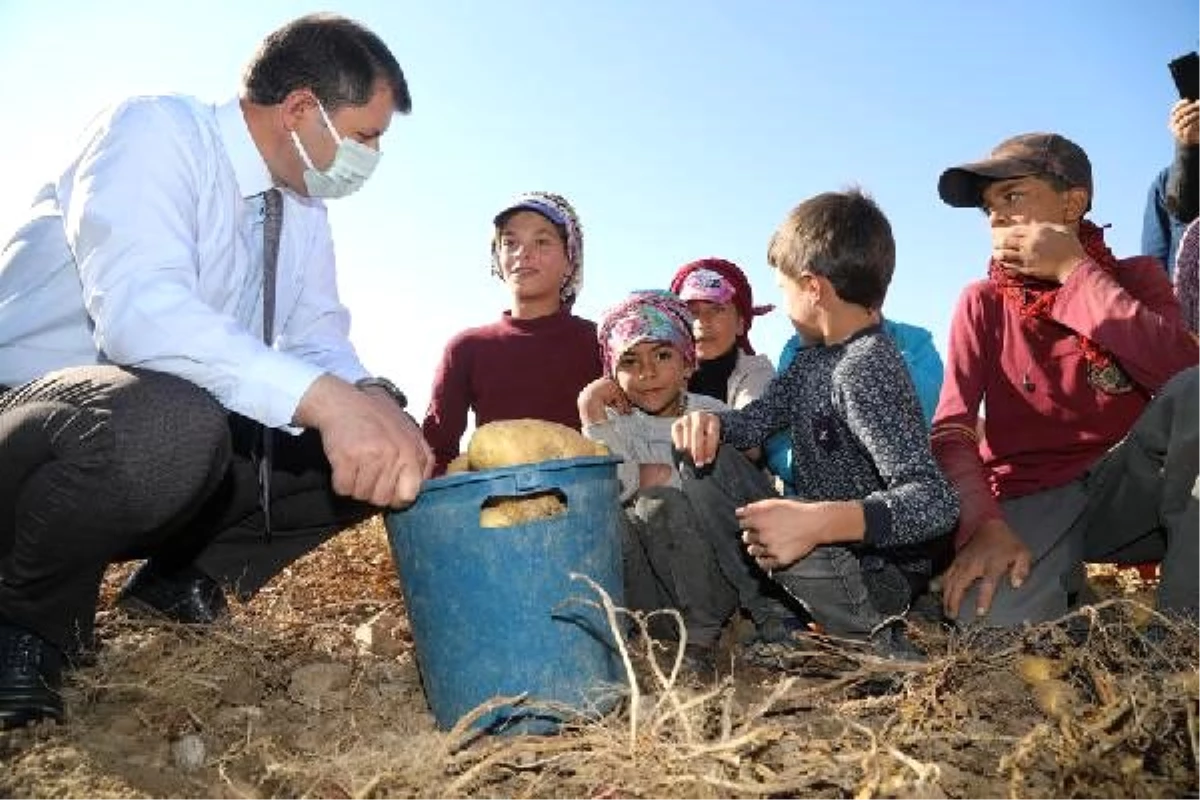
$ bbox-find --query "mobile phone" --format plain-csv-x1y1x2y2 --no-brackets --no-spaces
1168,52,1199,101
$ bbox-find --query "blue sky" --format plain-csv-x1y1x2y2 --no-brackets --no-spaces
0,1,1196,419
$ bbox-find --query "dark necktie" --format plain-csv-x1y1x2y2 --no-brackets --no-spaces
257,188,283,543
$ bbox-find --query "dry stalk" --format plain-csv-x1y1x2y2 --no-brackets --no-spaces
438,693,529,759
733,675,796,737
628,609,699,744
1187,700,1199,766
568,572,641,752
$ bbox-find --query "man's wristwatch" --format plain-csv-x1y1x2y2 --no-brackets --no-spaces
355,377,407,410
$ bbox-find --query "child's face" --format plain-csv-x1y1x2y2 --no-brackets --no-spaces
774,267,821,341
496,211,570,303
980,176,1077,229
614,341,692,417
686,300,744,360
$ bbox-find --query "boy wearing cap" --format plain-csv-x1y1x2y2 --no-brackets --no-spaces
933,132,1199,627
670,259,776,411
674,189,958,660
422,192,603,474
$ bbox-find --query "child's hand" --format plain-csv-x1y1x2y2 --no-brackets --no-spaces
941,518,1031,620
671,411,721,466
637,463,673,489
577,377,630,425
991,222,1087,284
737,498,864,571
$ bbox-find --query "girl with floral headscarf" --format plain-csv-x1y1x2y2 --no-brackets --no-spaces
578,290,735,680
422,191,602,475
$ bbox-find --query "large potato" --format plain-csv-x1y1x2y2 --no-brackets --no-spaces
1016,655,1067,684
444,453,471,475
468,419,607,470
479,493,567,528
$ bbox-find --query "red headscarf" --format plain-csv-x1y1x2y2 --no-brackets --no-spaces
669,258,774,355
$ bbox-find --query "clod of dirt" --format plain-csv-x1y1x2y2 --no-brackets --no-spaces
170,733,205,771
1168,668,1200,698
354,610,408,658
212,704,264,730
220,671,264,705
287,662,352,710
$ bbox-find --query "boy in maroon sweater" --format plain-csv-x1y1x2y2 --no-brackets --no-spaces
421,192,603,474
932,132,1199,626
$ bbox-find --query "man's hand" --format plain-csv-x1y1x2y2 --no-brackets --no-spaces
942,518,1032,619
294,374,433,509
738,498,862,571
577,377,630,426
1170,99,1199,147
671,411,721,467
992,222,1087,284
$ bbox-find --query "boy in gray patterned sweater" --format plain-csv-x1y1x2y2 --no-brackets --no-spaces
673,189,960,660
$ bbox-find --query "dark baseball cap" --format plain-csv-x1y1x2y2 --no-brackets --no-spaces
938,132,1093,208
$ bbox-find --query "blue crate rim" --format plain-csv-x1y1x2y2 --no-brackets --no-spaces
422,454,623,493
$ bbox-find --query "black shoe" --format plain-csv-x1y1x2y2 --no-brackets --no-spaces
0,624,64,730
679,643,718,684
868,622,926,663
748,614,813,646
741,616,818,669
117,562,228,624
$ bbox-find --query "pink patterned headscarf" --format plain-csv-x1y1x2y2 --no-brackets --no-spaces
597,290,696,377
669,258,774,355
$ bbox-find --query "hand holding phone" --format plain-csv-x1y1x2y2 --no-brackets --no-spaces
1170,99,1199,147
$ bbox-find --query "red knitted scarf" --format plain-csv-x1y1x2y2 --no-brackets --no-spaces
986,219,1117,368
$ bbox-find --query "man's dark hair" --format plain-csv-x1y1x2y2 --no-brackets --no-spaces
242,13,411,114
767,188,895,310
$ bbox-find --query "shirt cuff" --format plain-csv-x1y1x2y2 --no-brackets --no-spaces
237,350,326,430
860,496,893,546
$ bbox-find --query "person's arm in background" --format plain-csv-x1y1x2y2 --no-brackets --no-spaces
728,353,775,410
883,318,945,427
1141,168,1173,273
932,285,1039,618
727,353,775,463
578,377,643,499
763,334,802,494
930,286,1003,548
421,335,473,475
1166,99,1199,224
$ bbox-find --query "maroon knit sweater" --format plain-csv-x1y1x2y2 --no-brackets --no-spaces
932,253,1198,548
421,309,602,474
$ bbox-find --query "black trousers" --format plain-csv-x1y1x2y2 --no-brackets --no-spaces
0,366,375,653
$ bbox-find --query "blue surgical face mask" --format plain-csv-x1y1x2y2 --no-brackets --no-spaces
290,100,380,199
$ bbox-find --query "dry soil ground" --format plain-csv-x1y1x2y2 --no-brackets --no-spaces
1,517,1196,799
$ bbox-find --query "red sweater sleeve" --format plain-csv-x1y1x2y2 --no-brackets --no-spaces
1052,256,1199,392
421,336,472,475
931,282,1003,547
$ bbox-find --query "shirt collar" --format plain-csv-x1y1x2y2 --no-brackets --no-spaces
214,96,274,199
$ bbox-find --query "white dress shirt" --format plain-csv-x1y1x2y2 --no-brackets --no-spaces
0,94,368,428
